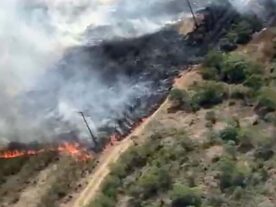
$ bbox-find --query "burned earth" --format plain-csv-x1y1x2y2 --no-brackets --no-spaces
2,1,267,153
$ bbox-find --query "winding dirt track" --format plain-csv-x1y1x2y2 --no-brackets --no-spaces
72,99,169,207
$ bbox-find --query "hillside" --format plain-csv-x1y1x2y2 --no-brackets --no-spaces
0,1,276,207
87,29,276,207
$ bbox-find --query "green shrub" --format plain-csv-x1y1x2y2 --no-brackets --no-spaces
220,53,261,84
201,51,224,80
207,195,226,207
254,147,274,161
220,16,262,52
254,137,275,161
170,184,202,207
101,175,121,198
134,166,171,198
220,37,238,52
116,142,158,175
202,52,262,86
233,21,253,44
243,74,263,90
179,136,196,152
191,81,226,108
229,84,253,100
224,142,237,158
243,15,263,32
218,157,251,190
257,87,276,111
237,129,254,152
91,194,116,207
226,31,238,43
203,50,224,69
169,89,191,111
232,186,244,200
220,41,236,52
169,89,186,103
200,66,220,80
110,162,128,179
219,126,239,143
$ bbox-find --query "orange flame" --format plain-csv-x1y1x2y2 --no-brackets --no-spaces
0,112,153,161
0,142,92,161
57,142,92,161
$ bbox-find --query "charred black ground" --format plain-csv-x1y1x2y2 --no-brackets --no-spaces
3,1,268,152
66,2,263,150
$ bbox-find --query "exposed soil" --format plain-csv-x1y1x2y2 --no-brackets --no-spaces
68,67,203,207
69,28,276,206
13,163,58,207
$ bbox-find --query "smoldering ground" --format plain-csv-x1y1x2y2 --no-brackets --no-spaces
0,0,269,145
0,0,214,144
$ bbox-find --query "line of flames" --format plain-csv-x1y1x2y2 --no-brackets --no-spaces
0,142,92,161
0,56,184,162
0,134,124,161
0,106,154,161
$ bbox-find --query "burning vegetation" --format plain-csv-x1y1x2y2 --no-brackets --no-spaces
0,141,92,161
0,0,269,161
1,0,276,206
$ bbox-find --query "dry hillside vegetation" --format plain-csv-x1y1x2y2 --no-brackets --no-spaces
0,152,96,207
0,10,275,207
88,28,276,207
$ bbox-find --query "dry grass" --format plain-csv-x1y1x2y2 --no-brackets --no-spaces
238,28,276,64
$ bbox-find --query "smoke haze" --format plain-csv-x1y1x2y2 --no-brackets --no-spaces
1,0,268,144
0,0,213,144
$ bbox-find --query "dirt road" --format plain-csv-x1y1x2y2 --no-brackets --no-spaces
72,99,169,207
71,69,199,207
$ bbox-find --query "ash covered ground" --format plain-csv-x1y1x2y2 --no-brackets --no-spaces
1,0,274,149
0,0,210,145
21,1,247,149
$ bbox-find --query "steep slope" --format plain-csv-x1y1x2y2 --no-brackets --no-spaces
88,28,276,207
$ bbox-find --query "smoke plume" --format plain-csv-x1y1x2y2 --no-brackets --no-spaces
0,0,212,144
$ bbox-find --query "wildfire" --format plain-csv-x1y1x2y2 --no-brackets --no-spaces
0,142,92,161
0,149,41,159
0,112,153,161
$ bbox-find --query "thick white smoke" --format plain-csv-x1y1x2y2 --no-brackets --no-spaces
0,0,210,144
229,0,276,19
